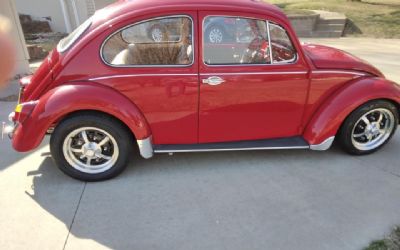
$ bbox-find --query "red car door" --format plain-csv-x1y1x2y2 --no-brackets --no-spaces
199,12,310,143
98,13,199,145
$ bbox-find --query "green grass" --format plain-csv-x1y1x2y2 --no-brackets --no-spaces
364,227,400,250
365,240,389,250
266,0,400,38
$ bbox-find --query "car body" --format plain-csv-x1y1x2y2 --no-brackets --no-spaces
3,0,400,181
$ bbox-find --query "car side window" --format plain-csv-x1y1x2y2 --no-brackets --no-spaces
269,23,297,64
102,16,193,66
203,16,271,65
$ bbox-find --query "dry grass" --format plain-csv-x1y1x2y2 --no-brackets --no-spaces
266,0,400,38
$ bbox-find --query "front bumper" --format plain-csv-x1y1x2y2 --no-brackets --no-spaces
1,113,16,139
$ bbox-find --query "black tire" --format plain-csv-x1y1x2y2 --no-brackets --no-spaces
50,113,134,181
338,100,399,155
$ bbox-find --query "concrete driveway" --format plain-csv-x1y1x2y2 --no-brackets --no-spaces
0,38,400,250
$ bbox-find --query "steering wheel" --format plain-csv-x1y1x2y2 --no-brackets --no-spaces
271,42,295,62
240,36,270,64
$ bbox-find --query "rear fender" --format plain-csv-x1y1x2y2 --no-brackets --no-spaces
304,77,400,145
13,82,152,153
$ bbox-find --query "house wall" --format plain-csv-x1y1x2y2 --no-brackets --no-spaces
95,0,114,9
15,0,115,33
0,0,30,76
86,0,97,16
15,0,68,33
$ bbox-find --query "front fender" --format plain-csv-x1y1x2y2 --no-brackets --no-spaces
304,77,400,145
13,82,151,152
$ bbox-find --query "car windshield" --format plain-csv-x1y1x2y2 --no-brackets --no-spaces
57,16,94,53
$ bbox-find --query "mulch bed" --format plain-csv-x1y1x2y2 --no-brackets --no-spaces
0,95,18,102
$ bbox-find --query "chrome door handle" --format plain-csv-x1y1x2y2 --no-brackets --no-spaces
202,76,225,86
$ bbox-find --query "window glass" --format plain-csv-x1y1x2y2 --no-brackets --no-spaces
102,16,193,66
57,16,93,53
269,23,297,63
203,17,271,65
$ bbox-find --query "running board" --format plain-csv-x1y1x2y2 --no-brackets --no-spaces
153,136,310,153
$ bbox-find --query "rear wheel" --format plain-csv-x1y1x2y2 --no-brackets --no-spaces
338,100,398,155
50,113,133,181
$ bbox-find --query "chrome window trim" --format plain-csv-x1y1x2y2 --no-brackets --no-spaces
201,15,299,67
266,21,274,64
100,15,195,68
268,22,298,64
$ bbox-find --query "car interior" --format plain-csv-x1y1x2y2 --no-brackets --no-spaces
101,16,296,67
102,17,193,66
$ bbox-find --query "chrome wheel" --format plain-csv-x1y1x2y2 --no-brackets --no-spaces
209,28,223,43
62,127,119,174
151,28,163,42
351,108,395,151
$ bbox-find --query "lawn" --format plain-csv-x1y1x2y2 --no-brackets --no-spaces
266,0,400,38
364,227,400,250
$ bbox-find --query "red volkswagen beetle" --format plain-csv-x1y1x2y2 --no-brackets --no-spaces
3,0,400,181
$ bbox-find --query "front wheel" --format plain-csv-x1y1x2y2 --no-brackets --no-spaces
50,113,133,181
338,100,398,155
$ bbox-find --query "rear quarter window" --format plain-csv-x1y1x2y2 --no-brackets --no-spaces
102,16,194,67
57,16,93,53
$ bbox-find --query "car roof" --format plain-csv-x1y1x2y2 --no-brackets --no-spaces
99,0,287,22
